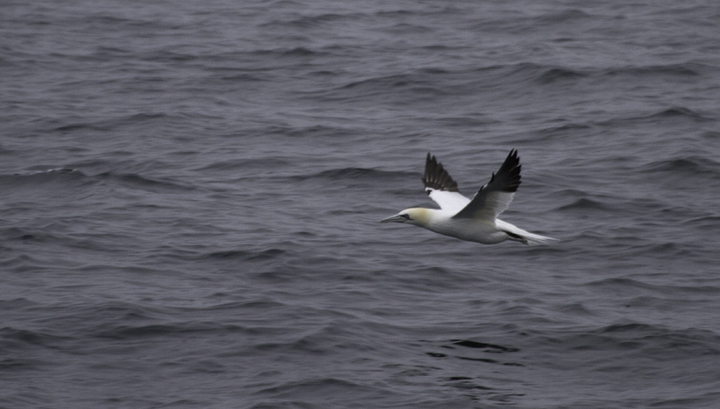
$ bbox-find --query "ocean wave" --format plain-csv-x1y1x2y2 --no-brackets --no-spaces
198,248,286,262
535,67,588,84
602,63,703,77
584,277,720,296
52,113,169,133
422,338,523,368
557,197,613,212
640,156,719,176
3,167,82,178
290,167,412,184
95,171,195,192
0,326,72,348
259,12,367,30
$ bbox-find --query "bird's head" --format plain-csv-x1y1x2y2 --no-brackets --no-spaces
380,208,431,226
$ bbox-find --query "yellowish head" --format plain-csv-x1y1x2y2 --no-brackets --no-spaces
380,208,432,226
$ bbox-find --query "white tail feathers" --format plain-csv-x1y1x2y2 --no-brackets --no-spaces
496,219,557,245
517,231,557,245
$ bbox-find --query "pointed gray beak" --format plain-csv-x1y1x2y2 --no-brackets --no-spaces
381,214,405,223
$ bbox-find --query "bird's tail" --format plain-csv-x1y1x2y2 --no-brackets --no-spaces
515,230,557,245
497,220,557,245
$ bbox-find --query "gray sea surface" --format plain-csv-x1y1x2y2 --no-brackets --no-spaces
2,1,720,408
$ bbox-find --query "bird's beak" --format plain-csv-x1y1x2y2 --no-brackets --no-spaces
381,214,405,223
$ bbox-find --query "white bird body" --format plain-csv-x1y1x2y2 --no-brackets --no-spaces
382,150,555,245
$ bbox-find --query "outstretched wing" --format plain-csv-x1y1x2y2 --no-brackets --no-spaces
452,149,521,221
422,153,470,214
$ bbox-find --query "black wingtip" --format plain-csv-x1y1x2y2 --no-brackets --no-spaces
497,149,521,192
422,152,459,192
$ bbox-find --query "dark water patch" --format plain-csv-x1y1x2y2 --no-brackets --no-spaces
535,67,588,85
198,157,292,172
584,277,720,297
534,322,720,359
201,248,286,262
239,46,331,61
478,8,594,35
311,67,489,102
430,115,499,128
141,49,201,63
640,157,719,177
268,124,360,138
340,73,430,91
488,63,588,87
444,377,501,403
0,327,73,349
683,215,720,228
94,322,247,340
557,197,612,212
425,339,522,367
0,297,35,311
583,277,654,293
641,242,691,257
652,107,712,121
555,302,594,315
316,167,395,179
602,64,702,78
254,377,386,405
385,22,433,35
428,351,522,367
291,167,410,184
201,249,255,260
443,378,524,406
0,357,41,370
0,225,102,266
1,227,47,243
603,107,713,126
88,46,131,60
638,156,720,197
553,188,588,199
649,395,720,409
624,295,680,310
78,13,164,30
1,254,44,273
253,333,333,356
205,299,290,313
456,356,500,364
533,122,594,139
218,71,272,82
53,123,100,133
596,324,720,356
280,46,322,57
96,171,195,193
331,66,466,93
52,113,169,133
600,322,656,334
260,12,367,30
451,339,519,353
537,8,593,24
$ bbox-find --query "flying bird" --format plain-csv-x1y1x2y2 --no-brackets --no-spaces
381,150,555,245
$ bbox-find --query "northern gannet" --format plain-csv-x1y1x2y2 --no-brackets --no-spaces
381,150,555,245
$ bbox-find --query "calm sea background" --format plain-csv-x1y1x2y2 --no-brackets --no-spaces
2,1,720,408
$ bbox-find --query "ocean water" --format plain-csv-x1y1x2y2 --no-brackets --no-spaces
2,1,720,408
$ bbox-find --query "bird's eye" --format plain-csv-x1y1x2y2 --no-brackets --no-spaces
401,214,411,220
